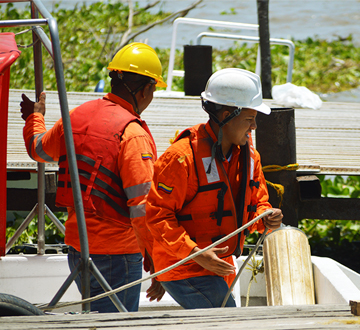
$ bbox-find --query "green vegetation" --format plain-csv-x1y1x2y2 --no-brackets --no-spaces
298,176,360,272
319,175,360,199
6,212,66,254
1,2,360,95
2,1,170,92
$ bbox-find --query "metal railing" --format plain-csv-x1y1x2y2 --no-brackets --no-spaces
166,17,259,92
166,17,294,91
196,32,295,83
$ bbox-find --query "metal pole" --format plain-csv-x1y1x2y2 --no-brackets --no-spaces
221,228,268,307
37,163,46,255
31,1,46,256
5,205,37,254
257,0,272,98
45,205,65,235
46,262,82,311
34,0,91,310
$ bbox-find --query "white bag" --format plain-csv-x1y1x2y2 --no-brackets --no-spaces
272,83,323,110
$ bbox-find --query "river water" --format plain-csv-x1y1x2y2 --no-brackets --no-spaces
6,0,360,47
4,0,360,101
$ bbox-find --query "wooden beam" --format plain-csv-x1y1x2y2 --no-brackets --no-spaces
257,0,272,98
299,198,360,220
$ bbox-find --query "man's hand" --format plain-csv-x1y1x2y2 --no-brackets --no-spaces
190,246,236,276
146,263,165,302
263,208,283,230
146,278,165,302
20,92,46,121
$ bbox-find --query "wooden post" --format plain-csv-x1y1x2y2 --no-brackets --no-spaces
257,0,272,98
350,300,360,316
256,108,299,227
184,45,212,96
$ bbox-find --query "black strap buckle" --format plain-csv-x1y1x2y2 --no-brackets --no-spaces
247,204,257,213
250,180,260,189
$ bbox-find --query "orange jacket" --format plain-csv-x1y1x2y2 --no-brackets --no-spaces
146,122,271,283
23,93,156,266
56,97,145,226
175,123,261,259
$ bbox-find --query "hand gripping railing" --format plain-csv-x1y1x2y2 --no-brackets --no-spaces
0,0,126,313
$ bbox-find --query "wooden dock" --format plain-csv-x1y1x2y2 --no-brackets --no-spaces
0,304,359,329
6,89,360,175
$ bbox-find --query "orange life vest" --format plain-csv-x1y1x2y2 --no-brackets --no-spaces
175,124,259,258
55,98,152,226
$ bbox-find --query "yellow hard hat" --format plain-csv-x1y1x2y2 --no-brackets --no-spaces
107,42,167,88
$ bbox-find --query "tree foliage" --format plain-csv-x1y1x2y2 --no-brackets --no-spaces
2,2,360,94
1,1,202,92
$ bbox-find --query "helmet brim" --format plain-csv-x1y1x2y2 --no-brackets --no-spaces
156,80,167,88
249,102,271,115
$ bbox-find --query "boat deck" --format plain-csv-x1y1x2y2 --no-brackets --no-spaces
0,304,359,329
6,89,360,175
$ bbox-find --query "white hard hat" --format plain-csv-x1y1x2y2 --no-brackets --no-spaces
201,68,271,115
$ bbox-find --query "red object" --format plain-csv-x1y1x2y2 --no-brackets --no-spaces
0,33,21,256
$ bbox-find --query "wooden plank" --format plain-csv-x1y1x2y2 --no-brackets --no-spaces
0,304,356,330
6,90,360,175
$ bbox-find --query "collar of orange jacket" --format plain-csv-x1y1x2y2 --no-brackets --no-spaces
204,121,219,142
103,93,140,118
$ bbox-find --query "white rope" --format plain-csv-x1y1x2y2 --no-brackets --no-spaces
38,209,273,310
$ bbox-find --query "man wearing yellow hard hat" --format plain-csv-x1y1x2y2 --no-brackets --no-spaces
20,43,166,312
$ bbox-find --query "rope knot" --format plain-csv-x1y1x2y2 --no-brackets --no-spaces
262,163,299,207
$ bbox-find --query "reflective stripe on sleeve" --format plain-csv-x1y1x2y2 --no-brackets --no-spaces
28,135,36,160
129,204,146,218
31,132,56,162
124,181,151,200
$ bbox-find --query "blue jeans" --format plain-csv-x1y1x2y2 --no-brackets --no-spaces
68,246,142,313
161,275,236,309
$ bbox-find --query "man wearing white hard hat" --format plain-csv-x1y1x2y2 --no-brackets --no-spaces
146,68,283,309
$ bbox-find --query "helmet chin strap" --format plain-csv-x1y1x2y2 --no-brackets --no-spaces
117,72,148,114
205,107,242,174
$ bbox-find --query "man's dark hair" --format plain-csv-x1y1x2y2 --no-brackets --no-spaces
109,71,154,91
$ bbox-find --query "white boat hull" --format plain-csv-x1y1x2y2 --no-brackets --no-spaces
1,254,359,312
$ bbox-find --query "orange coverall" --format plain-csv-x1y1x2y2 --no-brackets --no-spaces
146,122,271,285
